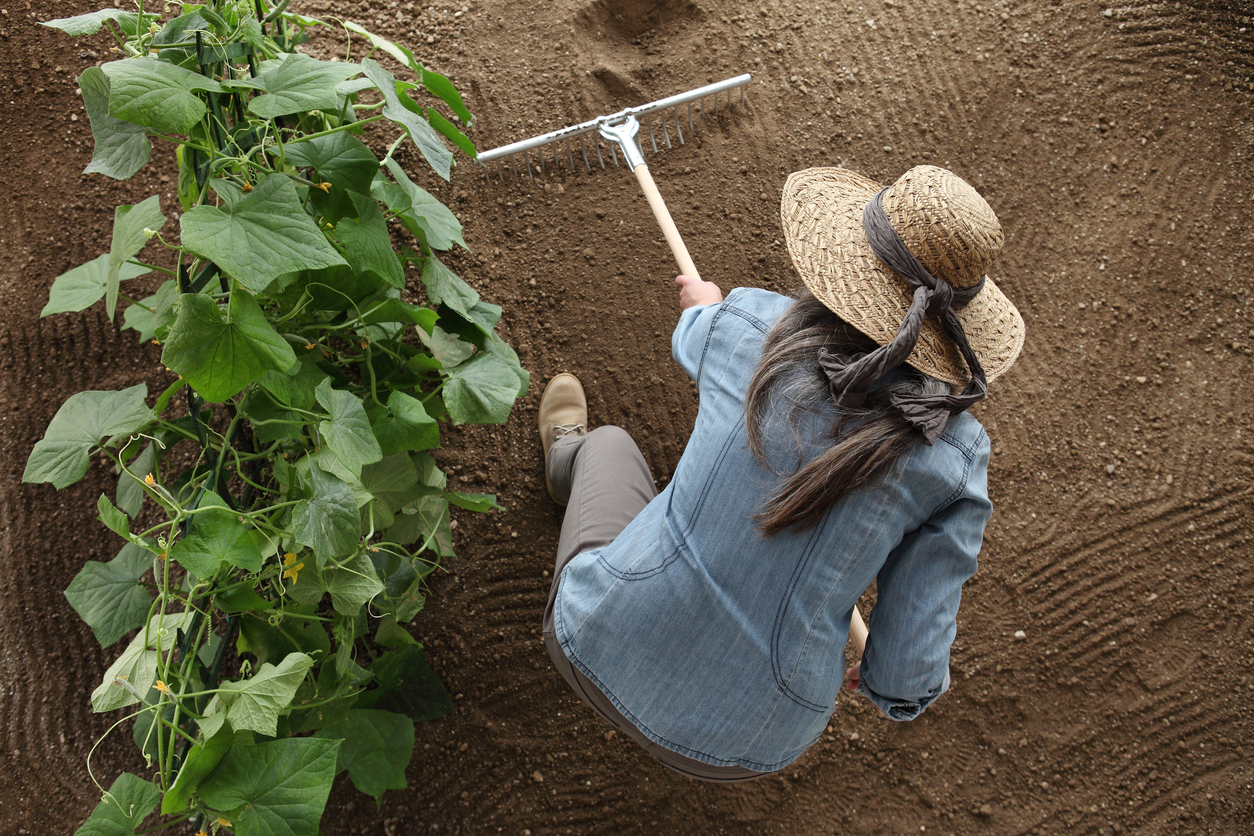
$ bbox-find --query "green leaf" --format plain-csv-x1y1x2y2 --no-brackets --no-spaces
320,551,383,616
484,331,530,395
199,737,339,836
161,289,298,403
292,464,361,566
360,452,420,508
78,67,152,180
367,391,439,456
315,709,413,802
180,173,347,294
422,66,474,125
419,255,478,318
169,490,264,576
116,442,155,518
343,22,416,70
101,58,223,134
209,652,315,737
375,615,417,647
372,159,464,249
283,131,378,196
248,53,361,119
65,542,155,647
163,727,232,815
335,196,404,287
426,107,476,159
122,278,179,341
107,196,166,320
24,385,152,489
42,254,150,317
97,494,131,539
314,379,382,478
91,610,194,712
360,59,452,181
236,608,330,668
44,9,133,36
362,644,453,722
443,353,523,425
445,491,501,513
416,323,474,367
216,584,274,614
73,772,160,836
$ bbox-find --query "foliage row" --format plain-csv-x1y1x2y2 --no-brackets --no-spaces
26,4,527,834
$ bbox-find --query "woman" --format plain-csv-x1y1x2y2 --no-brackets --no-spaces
537,165,1025,781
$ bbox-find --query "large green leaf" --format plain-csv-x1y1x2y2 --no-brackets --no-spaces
249,53,361,119
314,379,382,479
180,174,347,294
101,58,223,134
23,385,152,489
161,290,297,403
291,464,361,566
65,542,155,648
42,254,150,317
72,772,160,836
162,727,231,816
283,132,378,196
97,494,131,539
421,66,475,126
360,59,452,180
207,652,315,737
169,490,264,577
320,551,384,616
416,323,474,368
315,709,413,802
443,353,523,425
78,67,151,180
44,9,137,36
107,196,166,320
361,644,453,722
335,196,404,287
199,737,340,836
91,610,194,712
372,160,464,250
419,255,478,318
366,391,439,456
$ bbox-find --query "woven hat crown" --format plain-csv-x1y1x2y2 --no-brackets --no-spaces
881,166,1004,290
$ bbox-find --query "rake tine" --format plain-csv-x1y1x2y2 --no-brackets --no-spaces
700,95,706,120
687,101,694,135
566,138,576,170
537,145,545,173
495,160,503,182
714,91,720,115
662,116,673,149
609,140,619,166
594,137,605,169
739,84,745,106
523,149,535,182
675,106,684,145
648,116,658,154
508,154,518,180
580,134,592,171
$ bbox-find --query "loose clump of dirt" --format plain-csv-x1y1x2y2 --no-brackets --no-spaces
2,1,1252,834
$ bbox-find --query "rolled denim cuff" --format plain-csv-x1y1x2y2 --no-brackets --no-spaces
856,667,950,722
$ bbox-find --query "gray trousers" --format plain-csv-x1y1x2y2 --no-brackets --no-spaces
541,426,766,782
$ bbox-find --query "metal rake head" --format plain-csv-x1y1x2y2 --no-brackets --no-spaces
478,74,751,182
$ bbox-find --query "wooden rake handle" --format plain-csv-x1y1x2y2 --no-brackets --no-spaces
631,162,701,281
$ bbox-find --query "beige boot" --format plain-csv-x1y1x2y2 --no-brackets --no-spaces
538,373,587,504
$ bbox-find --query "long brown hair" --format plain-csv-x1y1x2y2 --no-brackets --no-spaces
745,290,948,536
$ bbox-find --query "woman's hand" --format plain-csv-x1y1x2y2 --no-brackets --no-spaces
675,274,723,310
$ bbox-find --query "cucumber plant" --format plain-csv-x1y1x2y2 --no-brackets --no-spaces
26,3,527,834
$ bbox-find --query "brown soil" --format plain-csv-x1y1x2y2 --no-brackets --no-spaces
3,0,1253,834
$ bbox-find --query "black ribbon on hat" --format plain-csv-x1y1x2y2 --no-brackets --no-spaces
816,187,988,444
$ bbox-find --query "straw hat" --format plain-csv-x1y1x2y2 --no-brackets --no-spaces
780,165,1024,386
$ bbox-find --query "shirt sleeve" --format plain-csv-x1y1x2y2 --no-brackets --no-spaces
670,300,725,383
856,434,992,721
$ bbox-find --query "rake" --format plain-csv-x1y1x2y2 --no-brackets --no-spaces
477,74,752,281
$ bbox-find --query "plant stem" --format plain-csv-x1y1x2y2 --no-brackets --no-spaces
282,114,386,146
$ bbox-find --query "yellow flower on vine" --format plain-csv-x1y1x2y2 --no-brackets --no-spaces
282,552,304,584
312,181,332,192
144,473,156,487
215,817,233,829
154,680,172,696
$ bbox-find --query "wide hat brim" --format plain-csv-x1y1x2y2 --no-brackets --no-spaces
780,167,1025,386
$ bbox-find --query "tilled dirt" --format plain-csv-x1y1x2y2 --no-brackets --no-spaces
2,1,1252,834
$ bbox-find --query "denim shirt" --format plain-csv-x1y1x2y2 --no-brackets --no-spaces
553,288,992,772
